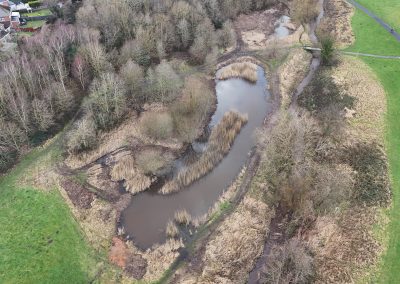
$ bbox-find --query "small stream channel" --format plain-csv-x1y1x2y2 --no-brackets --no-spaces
121,66,272,249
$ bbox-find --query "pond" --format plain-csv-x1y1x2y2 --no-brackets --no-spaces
121,66,272,249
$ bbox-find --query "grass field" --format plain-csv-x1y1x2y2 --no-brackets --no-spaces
347,3,400,283
22,9,52,17
357,0,400,29
0,143,98,283
25,20,46,29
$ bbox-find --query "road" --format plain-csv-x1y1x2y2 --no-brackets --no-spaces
347,0,400,42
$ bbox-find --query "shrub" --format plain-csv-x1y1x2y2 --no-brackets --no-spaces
136,149,174,176
0,148,17,173
171,76,214,143
85,73,128,130
291,0,319,25
298,71,355,113
119,60,145,105
140,112,174,140
321,36,335,66
66,115,97,154
261,239,314,284
145,61,183,103
344,143,390,206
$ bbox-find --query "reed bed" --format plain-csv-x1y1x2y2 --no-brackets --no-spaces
165,220,179,238
161,111,248,194
111,155,153,194
174,209,192,225
218,62,258,83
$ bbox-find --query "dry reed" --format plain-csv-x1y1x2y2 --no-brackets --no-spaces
165,220,179,238
161,111,248,194
218,62,258,83
174,209,192,225
111,155,153,194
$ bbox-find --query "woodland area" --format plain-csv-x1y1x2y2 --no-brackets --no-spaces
0,0,280,172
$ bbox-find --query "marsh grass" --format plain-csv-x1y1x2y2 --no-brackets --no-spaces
174,209,192,225
110,154,152,194
166,220,179,238
218,62,258,83
161,111,248,194
136,149,174,176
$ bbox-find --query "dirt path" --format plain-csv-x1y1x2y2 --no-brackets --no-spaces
248,204,289,283
290,0,325,108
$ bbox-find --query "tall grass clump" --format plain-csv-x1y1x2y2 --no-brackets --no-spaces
218,62,258,83
136,149,174,176
166,220,179,238
161,111,248,194
140,112,174,140
174,209,192,225
110,154,152,194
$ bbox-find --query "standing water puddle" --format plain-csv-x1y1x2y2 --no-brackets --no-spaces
121,66,271,249
274,15,291,38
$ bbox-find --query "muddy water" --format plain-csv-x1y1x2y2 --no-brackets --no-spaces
121,67,271,249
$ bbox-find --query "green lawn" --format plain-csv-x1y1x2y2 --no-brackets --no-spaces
25,20,46,29
357,0,400,29
0,143,98,283
22,9,52,17
347,5,400,284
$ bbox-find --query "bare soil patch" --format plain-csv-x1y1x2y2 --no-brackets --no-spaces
59,178,94,209
109,237,147,279
234,4,307,50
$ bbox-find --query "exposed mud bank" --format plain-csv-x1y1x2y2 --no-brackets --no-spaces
235,3,306,50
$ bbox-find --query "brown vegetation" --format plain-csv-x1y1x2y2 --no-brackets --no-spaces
176,197,272,283
261,239,314,284
136,148,174,176
140,112,174,141
318,0,355,48
278,50,313,108
59,178,94,209
166,220,180,238
218,62,259,83
331,57,386,143
291,0,320,26
171,76,215,143
174,209,192,225
162,111,248,194
110,154,153,195
250,56,389,283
